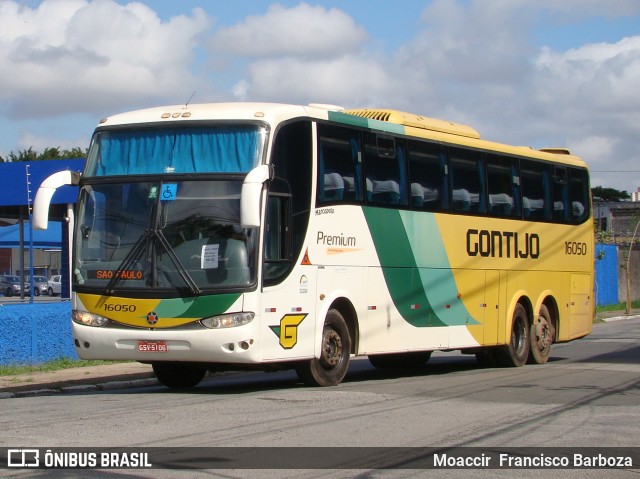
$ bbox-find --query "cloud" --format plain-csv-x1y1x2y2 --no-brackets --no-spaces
211,3,368,58
2,0,639,192
232,55,391,105
0,0,210,118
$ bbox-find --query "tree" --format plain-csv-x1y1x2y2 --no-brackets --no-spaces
591,186,630,202
0,146,87,163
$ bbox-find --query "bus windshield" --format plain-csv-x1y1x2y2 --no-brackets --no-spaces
74,179,256,295
84,124,265,176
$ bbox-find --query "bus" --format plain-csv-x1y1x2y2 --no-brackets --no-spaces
33,102,594,388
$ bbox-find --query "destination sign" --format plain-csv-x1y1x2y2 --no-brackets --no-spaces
88,270,145,280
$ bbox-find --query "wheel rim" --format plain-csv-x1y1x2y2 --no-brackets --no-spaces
513,316,527,356
534,315,551,351
320,328,343,369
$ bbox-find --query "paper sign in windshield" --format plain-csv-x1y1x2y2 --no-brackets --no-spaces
201,244,220,269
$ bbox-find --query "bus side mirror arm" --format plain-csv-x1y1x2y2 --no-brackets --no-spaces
33,170,81,230
240,165,272,228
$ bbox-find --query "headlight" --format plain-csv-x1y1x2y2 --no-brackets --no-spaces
200,312,254,329
72,310,109,327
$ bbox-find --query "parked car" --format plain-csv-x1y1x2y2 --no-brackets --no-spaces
47,275,62,296
0,275,29,297
29,276,49,296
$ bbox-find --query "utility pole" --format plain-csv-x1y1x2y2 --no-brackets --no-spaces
626,219,640,314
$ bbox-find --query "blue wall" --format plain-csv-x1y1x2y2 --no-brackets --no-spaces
0,302,77,365
595,244,619,306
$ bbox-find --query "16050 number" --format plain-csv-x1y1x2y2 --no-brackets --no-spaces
102,304,137,312
565,241,588,255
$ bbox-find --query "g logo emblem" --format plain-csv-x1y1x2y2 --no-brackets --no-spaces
269,314,307,349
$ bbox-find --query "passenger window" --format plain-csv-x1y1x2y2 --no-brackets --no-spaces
486,156,520,218
449,149,485,214
568,168,590,223
408,142,446,211
552,167,568,221
521,163,551,220
364,134,408,206
317,125,362,204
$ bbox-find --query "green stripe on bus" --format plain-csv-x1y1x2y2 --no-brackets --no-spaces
155,293,241,319
363,207,445,327
363,207,478,327
328,111,406,135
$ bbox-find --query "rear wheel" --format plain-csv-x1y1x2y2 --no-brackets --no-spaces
495,303,530,367
152,363,207,389
6,288,12,297
296,309,351,387
369,351,431,368
529,304,555,364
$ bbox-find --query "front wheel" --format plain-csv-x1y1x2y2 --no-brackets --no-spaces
529,304,555,364
296,309,351,387
495,303,530,367
152,363,207,389
6,288,13,297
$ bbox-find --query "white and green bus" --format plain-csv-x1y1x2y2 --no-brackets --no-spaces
34,102,593,388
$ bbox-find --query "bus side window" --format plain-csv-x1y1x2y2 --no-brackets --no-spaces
263,193,292,285
449,149,485,214
408,141,446,211
521,163,550,220
486,155,520,218
552,166,568,221
317,124,362,205
364,134,408,206
569,168,589,223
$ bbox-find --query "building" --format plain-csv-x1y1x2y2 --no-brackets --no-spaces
0,159,85,297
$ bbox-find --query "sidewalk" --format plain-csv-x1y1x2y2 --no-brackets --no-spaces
1,310,639,399
0,362,157,399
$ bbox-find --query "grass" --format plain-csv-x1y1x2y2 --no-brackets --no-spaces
596,299,640,313
0,358,125,377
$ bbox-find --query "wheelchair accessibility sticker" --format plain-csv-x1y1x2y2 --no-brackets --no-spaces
160,184,177,201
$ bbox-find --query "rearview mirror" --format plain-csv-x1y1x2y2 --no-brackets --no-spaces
240,165,271,228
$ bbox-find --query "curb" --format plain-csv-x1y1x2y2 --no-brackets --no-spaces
0,377,159,399
601,314,640,323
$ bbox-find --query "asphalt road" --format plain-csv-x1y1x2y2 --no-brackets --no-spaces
1,317,639,479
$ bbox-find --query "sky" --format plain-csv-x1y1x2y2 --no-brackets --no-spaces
1,0,639,193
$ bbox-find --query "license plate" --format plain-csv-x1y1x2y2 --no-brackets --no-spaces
137,340,168,352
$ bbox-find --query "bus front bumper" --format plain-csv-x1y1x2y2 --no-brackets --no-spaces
71,321,263,364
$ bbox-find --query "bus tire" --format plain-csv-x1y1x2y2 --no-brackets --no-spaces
296,309,351,387
369,351,431,368
152,362,207,389
529,304,554,364
495,304,530,367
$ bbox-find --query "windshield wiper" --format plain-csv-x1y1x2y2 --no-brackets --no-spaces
155,229,201,295
105,228,201,296
105,229,152,295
